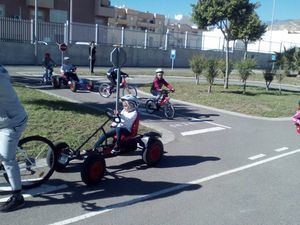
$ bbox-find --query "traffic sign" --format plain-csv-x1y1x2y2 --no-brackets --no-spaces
110,47,127,68
59,43,67,52
170,49,176,60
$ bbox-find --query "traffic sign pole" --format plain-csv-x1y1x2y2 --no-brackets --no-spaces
58,43,68,66
115,49,120,112
110,45,127,112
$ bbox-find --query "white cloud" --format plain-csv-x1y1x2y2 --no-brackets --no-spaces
175,14,183,21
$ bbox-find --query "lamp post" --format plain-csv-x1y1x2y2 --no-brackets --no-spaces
69,0,73,44
34,0,38,63
269,0,276,52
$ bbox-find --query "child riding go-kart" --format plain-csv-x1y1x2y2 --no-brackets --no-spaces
50,95,164,186
51,57,93,92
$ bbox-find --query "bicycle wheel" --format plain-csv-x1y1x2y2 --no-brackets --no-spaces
16,136,56,189
99,83,112,98
122,85,137,97
145,99,157,114
164,102,175,119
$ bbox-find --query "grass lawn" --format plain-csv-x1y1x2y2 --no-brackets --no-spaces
76,67,300,86
139,82,300,118
15,84,148,150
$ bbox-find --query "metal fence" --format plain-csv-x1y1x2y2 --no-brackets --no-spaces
1,17,300,54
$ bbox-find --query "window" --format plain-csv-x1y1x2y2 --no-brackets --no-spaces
0,4,5,17
50,9,67,23
29,9,45,21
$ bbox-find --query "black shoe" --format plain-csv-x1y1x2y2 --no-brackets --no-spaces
0,194,25,212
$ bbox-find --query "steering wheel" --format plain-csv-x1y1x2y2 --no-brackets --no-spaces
105,108,121,123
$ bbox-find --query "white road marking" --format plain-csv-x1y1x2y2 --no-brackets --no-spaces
48,148,300,225
248,154,266,160
181,126,225,136
0,184,67,202
275,147,289,152
204,121,231,129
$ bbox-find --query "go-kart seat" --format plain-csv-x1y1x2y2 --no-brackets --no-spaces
120,113,140,141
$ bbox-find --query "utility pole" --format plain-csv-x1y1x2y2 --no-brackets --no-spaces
34,0,38,63
269,0,276,53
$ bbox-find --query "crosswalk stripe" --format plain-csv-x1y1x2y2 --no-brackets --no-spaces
181,126,225,136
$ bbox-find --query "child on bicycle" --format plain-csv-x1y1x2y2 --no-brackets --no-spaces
42,53,56,80
0,65,28,212
94,95,138,155
150,68,175,102
60,56,79,82
292,100,300,125
106,67,128,89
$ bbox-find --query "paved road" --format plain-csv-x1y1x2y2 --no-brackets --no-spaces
1,67,300,225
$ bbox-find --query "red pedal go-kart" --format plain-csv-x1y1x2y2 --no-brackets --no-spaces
51,109,164,186
51,67,93,92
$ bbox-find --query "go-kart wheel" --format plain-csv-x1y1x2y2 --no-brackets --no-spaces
81,154,106,186
51,76,60,89
296,124,300,134
70,81,77,92
142,138,164,166
87,80,94,91
145,99,157,114
47,141,70,172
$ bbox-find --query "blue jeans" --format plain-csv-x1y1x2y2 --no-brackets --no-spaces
94,127,131,148
0,119,27,191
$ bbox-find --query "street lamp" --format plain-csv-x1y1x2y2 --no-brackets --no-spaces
269,0,276,52
34,0,37,62
69,0,73,44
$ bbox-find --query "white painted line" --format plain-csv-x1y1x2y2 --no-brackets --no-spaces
49,148,300,225
181,126,225,136
0,184,68,202
204,121,231,129
248,154,266,160
275,147,289,152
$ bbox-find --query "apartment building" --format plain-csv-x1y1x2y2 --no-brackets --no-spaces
108,7,165,33
0,0,114,25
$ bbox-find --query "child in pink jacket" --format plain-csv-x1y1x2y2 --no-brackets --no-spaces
292,100,300,124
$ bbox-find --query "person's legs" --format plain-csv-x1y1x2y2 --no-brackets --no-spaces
91,59,95,73
0,121,27,212
111,127,131,154
94,128,116,149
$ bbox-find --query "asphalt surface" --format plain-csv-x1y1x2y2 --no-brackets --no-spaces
0,66,299,225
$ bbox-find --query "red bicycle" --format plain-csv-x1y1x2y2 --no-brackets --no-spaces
145,89,175,119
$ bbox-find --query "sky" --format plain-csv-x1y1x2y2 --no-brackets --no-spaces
110,0,300,22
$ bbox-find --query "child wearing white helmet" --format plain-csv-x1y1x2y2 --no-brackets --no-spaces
151,68,175,100
94,95,138,154
60,56,79,82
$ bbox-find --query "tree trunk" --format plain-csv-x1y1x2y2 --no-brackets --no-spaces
208,84,212,93
196,74,200,85
224,38,229,89
243,41,248,60
243,81,246,94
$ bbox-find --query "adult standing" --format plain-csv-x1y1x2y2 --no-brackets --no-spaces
0,65,28,212
89,41,96,74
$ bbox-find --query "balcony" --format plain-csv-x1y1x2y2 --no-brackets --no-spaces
137,21,156,29
95,6,115,18
26,0,54,8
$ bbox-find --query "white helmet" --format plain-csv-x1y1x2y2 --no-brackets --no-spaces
63,56,70,61
121,95,138,109
155,68,164,74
